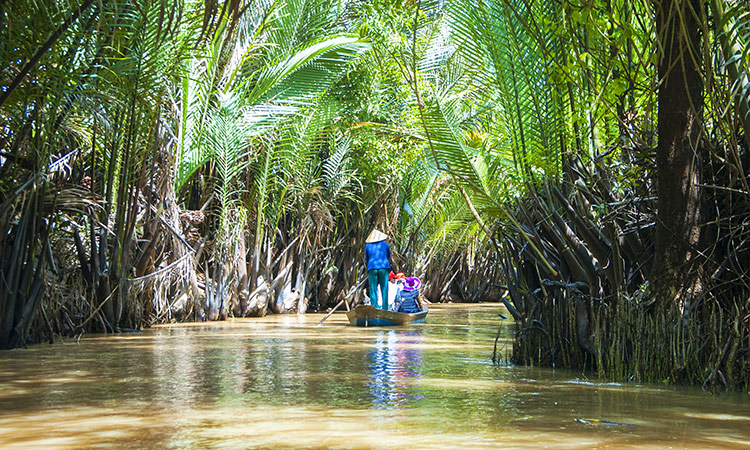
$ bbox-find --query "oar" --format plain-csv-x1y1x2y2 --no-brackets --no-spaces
414,292,424,312
316,299,345,326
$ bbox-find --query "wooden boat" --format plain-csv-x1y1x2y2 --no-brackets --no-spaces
346,304,428,327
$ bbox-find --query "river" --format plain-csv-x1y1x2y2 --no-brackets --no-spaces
0,304,747,449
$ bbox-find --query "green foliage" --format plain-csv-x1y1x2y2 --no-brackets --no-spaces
3,0,749,386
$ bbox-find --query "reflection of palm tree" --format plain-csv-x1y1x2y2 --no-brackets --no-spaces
366,329,423,408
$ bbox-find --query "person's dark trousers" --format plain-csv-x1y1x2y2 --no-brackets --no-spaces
368,268,389,309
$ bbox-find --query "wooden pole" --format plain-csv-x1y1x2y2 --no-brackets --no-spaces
316,299,345,326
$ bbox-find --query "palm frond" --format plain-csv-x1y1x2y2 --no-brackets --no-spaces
420,93,496,199
244,34,371,106
445,0,566,180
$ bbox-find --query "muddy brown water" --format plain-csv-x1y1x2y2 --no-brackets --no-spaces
0,304,748,449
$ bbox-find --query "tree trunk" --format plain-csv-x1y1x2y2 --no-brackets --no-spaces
651,0,706,306
235,235,249,317
296,254,309,314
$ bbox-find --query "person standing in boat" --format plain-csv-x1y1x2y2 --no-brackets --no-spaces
365,229,392,310
396,277,422,313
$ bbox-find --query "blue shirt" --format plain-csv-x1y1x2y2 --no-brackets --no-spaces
396,289,421,313
365,241,391,271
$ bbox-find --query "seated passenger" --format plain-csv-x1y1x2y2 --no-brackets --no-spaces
388,272,406,311
396,277,422,314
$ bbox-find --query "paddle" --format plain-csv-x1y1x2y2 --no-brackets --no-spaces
414,291,424,312
316,299,345,327
316,275,369,326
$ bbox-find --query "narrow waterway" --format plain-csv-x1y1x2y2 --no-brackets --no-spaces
0,304,747,449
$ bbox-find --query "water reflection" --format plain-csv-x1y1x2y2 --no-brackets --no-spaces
0,304,749,449
367,329,424,408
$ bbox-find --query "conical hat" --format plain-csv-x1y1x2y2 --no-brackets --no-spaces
366,229,388,243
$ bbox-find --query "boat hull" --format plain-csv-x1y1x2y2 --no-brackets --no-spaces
346,304,428,327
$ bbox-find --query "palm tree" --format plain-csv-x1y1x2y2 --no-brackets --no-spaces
174,0,371,317
0,0,194,344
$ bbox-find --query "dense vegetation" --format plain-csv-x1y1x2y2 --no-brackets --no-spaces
1,0,748,389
